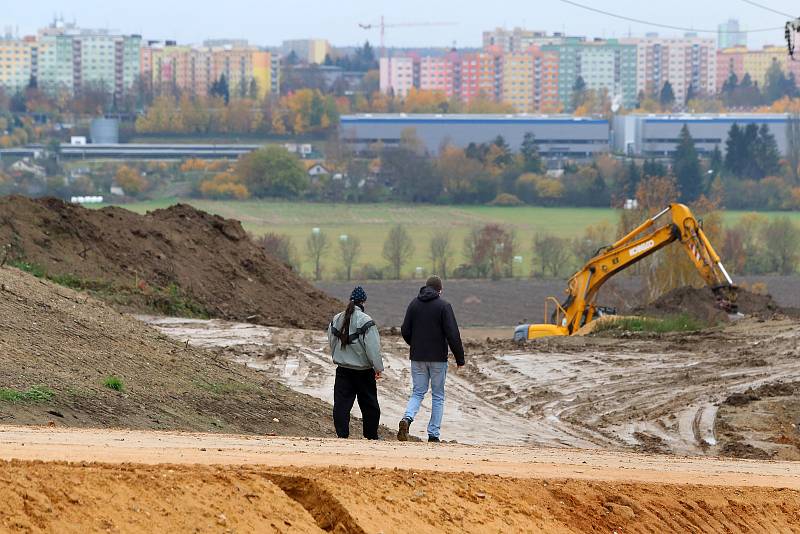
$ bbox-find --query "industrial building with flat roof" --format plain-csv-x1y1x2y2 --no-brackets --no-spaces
339,114,610,160
613,114,790,157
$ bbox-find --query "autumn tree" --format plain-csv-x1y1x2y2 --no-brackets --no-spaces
462,224,516,279
306,229,330,281
114,165,148,196
339,235,362,281
237,146,308,198
199,171,250,199
382,225,414,279
429,229,453,279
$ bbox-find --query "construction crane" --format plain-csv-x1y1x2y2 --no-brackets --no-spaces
358,16,457,57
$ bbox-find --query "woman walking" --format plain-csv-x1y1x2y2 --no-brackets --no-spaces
327,286,384,439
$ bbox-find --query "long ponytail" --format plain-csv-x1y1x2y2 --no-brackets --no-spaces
338,301,357,347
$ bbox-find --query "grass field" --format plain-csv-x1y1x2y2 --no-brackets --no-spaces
100,199,800,279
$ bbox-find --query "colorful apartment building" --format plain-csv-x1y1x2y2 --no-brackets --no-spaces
716,45,800,90
140,42,278,98
482,28,565,53
543,38,638,110
35,19,141,97
622,35,717,103
459,51,502,102
282,39,331,65
0,38,34,92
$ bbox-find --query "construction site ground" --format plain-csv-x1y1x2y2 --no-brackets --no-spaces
1,426,800,533
146,314,800,461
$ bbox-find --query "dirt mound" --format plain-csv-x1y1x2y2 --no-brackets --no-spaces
0,196,340,328
4,461,800,534
0,265,359,436
634,285,788,323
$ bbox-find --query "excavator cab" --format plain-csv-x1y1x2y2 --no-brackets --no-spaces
514,203,737,341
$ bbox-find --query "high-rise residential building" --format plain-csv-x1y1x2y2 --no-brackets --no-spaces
718,19,746,50
33,19,141,97
282,39,331,64
716,46,747,89
499,48,560,112
717,45,800,90
482,27,565,53
0,37,34,92
419,55,456,97
622,35,717,103
140,42,278,98
379,55,416,97
459,51,502,102
543,38,638,110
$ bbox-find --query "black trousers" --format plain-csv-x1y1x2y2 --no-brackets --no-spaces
333,366,380,439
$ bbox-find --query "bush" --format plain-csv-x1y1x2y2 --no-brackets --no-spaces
488,193,523,206
357,263,385,280
0,385,54,402
103,376,124,391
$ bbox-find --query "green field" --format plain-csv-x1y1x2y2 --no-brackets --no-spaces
101,199,800,279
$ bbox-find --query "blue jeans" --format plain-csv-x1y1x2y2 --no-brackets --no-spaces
403,361,448,439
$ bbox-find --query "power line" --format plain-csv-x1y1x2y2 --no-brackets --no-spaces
740,0,796,19
558,0,784,34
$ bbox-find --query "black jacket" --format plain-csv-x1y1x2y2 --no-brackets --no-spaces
401,286,465,366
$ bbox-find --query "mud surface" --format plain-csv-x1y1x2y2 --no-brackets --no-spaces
318,276,800,327
2,428,800,533
634,285,796,324
0,265,357,437
0,196,339,328
147,315,800,460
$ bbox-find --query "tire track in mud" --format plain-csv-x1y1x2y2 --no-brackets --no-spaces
145,317,800,455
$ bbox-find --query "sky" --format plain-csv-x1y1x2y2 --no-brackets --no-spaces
4,0,796,49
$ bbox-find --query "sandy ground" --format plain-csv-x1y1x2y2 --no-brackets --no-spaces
144,315,800,458
2,426,800,533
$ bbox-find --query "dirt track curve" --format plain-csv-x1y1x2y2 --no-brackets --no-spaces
2,426,800,533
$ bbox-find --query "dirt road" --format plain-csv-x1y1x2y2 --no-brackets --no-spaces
2,426,800,533
145,315,800,459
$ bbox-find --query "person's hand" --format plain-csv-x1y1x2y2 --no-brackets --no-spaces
454,364,464,374
375,370,382,380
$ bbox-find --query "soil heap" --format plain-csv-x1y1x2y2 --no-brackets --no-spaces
0,196,340,328
0,264,347,435
634,285,791,324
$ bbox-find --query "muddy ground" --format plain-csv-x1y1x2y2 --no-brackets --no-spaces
147,315,800,460
0,196,340,328
0,265,386,438
2,427,800,533
318,275,800,327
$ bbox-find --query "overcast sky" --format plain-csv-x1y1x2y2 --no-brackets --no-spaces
5,0,796,49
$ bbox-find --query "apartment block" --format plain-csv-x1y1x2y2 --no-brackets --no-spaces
35,19,141,97
141,42,278,98
0,38,34,92
543,38,638,110
622,35,717,103
459,51,502,102
282,39,330,65
482,27,565,53
716,45,800,89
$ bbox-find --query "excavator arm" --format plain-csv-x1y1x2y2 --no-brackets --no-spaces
516,203,736,340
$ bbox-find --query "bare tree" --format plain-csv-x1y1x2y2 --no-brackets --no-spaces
305,230,330,281
532,233,573,278
254,232,297,270
382,225,414,279
339,235,361,281
763,217,800,274
429,230,453,279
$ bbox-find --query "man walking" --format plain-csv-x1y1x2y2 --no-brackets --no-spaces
398,275,465,443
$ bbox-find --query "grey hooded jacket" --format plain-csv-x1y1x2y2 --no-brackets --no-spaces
327,307,384,372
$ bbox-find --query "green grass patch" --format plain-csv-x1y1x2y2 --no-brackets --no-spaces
195,380,257,395
8,260,111,292
94,199,800,279
594,313,707,334
146,283,210,318
0,385,55,403
8,260,46,278
103,376,124,391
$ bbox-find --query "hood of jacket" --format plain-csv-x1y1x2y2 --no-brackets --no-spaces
417,285,440,302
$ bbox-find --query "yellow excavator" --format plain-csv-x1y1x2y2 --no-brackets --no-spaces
514,203,737,341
